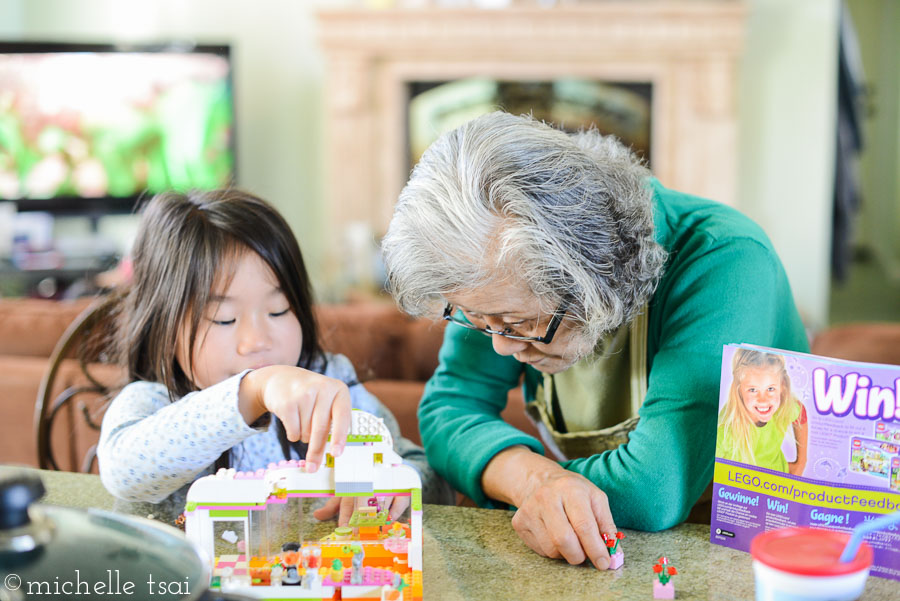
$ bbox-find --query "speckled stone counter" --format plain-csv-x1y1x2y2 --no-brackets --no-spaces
4,467,896,600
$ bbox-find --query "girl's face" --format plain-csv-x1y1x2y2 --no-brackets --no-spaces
739,367,783,425
176,250,303,389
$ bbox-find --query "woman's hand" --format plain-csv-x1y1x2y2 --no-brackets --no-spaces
239,365,352,470
482,446,617,570
312,495,412,526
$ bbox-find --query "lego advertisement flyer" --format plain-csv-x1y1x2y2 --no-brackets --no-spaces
710,344,900,580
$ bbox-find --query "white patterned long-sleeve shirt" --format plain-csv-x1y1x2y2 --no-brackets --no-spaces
98,353,452,509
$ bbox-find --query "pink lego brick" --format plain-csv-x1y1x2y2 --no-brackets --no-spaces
608,550,624,570
653,580,675,599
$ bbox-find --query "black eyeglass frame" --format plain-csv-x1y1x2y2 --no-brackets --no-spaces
442,301,568,344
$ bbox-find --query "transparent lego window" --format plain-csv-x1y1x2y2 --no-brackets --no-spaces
212,518,247,558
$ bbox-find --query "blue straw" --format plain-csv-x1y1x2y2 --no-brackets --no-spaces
840,510,900,562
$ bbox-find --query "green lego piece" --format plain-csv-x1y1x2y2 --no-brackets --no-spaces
346,434,383,443
348,509,389,527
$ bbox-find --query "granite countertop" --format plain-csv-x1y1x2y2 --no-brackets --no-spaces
2,466,895,600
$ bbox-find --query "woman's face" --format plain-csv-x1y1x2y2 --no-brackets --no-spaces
176,250,303,389
739,367,783,425
444,280,589,374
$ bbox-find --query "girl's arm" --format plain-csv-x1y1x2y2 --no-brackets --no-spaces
788,404,809,476
98,374,266,503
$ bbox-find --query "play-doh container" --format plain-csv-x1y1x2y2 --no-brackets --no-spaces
750,527,873,601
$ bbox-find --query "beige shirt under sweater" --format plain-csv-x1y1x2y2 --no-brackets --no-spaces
527,310,648,461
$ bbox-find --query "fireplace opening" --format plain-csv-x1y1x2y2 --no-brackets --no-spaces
407,78,652,173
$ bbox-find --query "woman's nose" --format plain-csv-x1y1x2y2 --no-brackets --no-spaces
491,333,529,356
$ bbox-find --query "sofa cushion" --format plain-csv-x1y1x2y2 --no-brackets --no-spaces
366,379,541,449
0,298,94,357
315,303,410,381
315,302,446,382
0,355,49,466
811,323,900,365
0,355,120,470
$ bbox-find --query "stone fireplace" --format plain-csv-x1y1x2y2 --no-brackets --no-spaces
316,2,747,241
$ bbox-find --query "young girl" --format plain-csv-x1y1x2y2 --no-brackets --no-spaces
98,188,451,521
715,348,809,476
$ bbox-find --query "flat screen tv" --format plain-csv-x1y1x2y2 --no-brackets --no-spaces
0,41,235,216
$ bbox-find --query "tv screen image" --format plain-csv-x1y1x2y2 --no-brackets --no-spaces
0,43,234,214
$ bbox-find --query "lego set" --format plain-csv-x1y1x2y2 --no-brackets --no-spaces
183,409,423,600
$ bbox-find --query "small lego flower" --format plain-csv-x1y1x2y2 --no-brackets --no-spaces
602,531,626,554
653,556,678,585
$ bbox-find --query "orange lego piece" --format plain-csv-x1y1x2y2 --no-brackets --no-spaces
410,570,424,600
382,521,411,537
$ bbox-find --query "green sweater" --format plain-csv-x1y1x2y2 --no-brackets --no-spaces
417,180,810,531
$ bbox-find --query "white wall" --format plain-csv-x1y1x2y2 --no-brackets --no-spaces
0,1,24,30
3,0,843,324
737,0,839,331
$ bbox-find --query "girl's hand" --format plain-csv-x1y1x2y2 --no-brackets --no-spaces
482,446,617,570
312,496,411,526
239,365,352,470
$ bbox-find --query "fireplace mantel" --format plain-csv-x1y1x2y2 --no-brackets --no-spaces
317,2,747,237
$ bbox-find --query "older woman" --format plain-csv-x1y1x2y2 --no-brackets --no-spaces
381,112,808,569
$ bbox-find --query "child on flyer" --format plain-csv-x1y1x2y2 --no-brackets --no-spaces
97,189,452,520
715,348,809,475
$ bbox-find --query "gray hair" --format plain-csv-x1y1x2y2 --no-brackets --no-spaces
382,111,667,342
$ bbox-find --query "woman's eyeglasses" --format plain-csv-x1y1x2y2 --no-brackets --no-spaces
442,302,568,344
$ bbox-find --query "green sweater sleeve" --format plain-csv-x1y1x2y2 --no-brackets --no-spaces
560,236,808,531
417,326,543,507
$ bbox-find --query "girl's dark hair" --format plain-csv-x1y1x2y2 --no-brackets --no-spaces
120,188,322,465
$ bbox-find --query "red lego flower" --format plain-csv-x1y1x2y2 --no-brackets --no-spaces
653,556,679,586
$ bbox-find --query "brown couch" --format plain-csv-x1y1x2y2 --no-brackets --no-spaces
0,297,537,470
